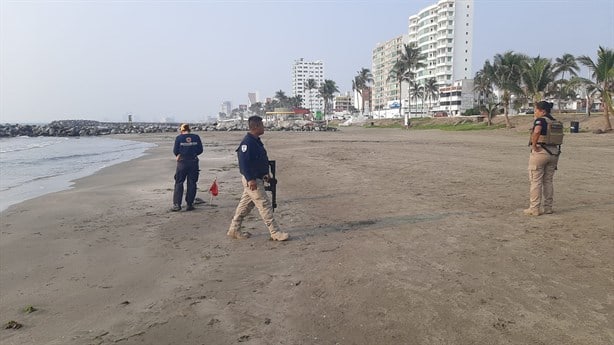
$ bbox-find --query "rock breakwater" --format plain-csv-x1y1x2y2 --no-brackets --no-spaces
0,119,336,137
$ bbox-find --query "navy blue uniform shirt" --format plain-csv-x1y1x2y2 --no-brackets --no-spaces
237,133,270,181
173,133,203,160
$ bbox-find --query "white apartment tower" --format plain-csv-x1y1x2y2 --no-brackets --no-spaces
372,0,473,117
408,0,473,85
291,58,324,111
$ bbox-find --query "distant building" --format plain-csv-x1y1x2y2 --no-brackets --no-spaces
437,79,474,116
334,92,353,112
239,104,248,111
221,101,232,116
291,58,324,111
247,92,259,106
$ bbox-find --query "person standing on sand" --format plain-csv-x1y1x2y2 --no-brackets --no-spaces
525,101,560,216
227,116,289,241
172,123,203,212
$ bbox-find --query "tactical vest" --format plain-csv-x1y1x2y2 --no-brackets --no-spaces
537,117,564,145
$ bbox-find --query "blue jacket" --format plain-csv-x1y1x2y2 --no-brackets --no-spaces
237,133,270,181
173,133,203,160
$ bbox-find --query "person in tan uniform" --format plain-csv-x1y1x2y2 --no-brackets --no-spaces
525,101,560,216
227,116,289,241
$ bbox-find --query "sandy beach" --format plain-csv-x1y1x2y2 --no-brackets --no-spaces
1,119,613,345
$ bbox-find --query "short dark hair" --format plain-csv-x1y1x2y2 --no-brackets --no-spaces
248,116,263,129
535,101,554,114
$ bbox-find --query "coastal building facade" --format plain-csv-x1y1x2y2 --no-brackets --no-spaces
291,58,324,111
333,92,353,113
437,79,474,116
372,0,474,117
408,0,473,85
371,34,410,117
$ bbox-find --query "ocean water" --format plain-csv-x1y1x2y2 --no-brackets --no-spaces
0,136,156,212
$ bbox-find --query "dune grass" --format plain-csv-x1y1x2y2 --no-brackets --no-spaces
365,118,506,131
412,122,506,131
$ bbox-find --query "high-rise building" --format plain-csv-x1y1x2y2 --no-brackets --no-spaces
220,101,232,118
371,0,473,117
408,0,473,85
291,58,324,111
371,34,410,115
247,92,259,106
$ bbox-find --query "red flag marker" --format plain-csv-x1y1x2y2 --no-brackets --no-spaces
209,179,219,196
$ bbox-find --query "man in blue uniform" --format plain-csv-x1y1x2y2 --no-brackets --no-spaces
227,116,289,241
172,123,203,212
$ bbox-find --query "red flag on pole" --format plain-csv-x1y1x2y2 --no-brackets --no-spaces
209,178,219,196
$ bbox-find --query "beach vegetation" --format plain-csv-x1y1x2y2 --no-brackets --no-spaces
575,46,614,131
553,53,580,114
23,306,37,313
423,78,439,116
304,78,319,112
475,47,612,131
387,43,426,124
411,120,505,131
5,320,23,329
352,68,373,115
522,56,556,103
479,51,529,129
318,79,340,115
409,81,424,116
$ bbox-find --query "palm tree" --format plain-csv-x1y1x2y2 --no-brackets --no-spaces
318,79,339,118
423,78,438,116
409,81,424,116
387,43,426,125
576,46,614,131
474,66,494,108
288,95,303,109
249,102,263,116
264,99,280,122
388,60,410,119
400,43,426,121
483,101,500,126
274,90,288,108
352,68,373,115
488,51,529,128
553,53,580,113
304,78,318,113
522,56,555,103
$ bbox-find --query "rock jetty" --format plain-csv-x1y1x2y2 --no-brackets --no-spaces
0,119,336,137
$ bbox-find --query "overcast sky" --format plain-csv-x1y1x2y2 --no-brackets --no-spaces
1,0,613,123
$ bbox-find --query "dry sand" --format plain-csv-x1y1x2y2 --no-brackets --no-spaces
1,120,613,345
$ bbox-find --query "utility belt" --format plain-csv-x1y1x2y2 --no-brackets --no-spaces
530,142,561,156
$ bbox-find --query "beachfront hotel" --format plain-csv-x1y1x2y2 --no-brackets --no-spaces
291,58,325,111
372,0,474,117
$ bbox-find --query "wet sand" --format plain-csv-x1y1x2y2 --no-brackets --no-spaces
1,122,613,345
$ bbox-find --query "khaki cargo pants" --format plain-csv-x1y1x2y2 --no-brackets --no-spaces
528,147,559,213
228,176,281,235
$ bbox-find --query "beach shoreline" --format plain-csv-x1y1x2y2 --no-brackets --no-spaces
0,136,156,213
1,127,613,345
